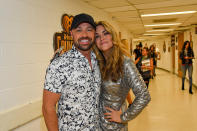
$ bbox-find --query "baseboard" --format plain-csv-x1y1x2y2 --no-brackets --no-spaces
156,67,197,89
156,67,171,73
0,99,42,131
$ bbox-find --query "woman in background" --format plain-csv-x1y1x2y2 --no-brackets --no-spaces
135,47,153,88
180,40,194,94
94,21,151,131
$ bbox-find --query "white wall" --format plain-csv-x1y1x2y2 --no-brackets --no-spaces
174,33,179,74
0,0,132,130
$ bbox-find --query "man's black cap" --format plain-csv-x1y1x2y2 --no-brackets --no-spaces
71,13,96,30
138,42,143,47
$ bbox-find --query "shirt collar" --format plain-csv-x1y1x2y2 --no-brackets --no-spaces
70,45,96,60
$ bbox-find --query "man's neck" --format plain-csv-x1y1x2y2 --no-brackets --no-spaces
78,49,91,59
77,48,93,69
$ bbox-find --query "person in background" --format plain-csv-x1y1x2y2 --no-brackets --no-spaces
144,43,148,48
138,42,143,57
42,13,101,130
133,44,139,60
94,21,150,130
134,42,143,65
179,40,194,94
149,45,157,79
136,47,153,88
133,42,142,60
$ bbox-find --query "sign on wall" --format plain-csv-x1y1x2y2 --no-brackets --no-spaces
53,14,74,52
171,35,175,46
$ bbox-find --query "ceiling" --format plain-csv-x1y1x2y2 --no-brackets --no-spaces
81,0,197,40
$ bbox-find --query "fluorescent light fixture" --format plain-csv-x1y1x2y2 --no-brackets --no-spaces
133,38,146,41
145,23,181,27
143,33,166,36
141,11,197,17
146,29,174,32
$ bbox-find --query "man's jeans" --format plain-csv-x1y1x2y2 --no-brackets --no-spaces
181,64,193,87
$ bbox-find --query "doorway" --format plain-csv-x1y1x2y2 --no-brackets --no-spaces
178,32,184,77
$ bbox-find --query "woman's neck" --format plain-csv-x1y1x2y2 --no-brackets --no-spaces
103,48,113,60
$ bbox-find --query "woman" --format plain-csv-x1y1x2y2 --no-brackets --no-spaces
180,40,194,94
135,47,153,88
139,47,153,88
93,21,151,131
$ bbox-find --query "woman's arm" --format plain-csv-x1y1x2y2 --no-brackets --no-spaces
120,58,151,123
134,57,140,64
149,58,154,70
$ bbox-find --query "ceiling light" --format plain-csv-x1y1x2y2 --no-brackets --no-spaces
146,29,174,32
141,11,197,17
143,33,166,36
133,38,146,41
145,23,181,27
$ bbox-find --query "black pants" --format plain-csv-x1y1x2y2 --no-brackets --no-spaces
143,78,150,88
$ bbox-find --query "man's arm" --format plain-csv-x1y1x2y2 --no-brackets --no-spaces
42,89,61,131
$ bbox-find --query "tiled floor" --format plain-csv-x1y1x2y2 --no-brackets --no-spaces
128,69,197,131
14,69,197,131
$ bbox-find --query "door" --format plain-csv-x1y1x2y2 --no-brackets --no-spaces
178,32,184,77
171,35,175,73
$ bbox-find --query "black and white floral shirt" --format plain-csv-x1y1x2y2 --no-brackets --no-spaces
44,46,101,131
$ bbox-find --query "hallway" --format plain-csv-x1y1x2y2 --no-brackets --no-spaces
128,69,197,131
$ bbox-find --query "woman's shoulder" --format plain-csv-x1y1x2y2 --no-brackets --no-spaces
123,56,136,67
123,55,133,62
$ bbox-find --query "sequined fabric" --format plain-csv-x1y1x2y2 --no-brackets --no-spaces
99,57,151,131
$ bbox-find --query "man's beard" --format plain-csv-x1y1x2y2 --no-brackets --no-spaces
74,37,94,51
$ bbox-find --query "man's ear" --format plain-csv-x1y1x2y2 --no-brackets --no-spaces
70,31,73,38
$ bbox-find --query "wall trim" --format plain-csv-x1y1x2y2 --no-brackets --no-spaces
0,99,42,131
157,67,197,89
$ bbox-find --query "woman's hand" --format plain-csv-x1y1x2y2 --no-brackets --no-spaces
141,65,146,69
104,107,122,123
184,56,189,59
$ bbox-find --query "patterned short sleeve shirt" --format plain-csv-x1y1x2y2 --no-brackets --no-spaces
44,46,101,131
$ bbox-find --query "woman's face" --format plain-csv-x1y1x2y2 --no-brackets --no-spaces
185,42,189,49
142,48,147,56
151,46,154,51
95,25,113,53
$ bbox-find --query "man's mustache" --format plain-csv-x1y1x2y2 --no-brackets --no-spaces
78,37,92,41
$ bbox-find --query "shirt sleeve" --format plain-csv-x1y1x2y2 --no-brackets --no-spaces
44,61,64,93
120,57,151,123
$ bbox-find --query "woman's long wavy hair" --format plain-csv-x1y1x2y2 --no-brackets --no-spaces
182,40,193,52
93,21,131,82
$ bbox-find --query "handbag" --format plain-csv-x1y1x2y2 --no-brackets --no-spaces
142,70,151,79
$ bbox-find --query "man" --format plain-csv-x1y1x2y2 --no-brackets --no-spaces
42,13,101,131
133,44,139,60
